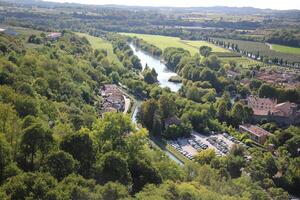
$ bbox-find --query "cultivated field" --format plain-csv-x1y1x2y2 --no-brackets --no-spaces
121,33,228,55
271,44,300,55
76,32,121,64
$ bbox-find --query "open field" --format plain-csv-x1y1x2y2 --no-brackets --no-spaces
121,33,229,55
11,26,45,49
76,32,121,64
271,44,300,55
213,38,300,63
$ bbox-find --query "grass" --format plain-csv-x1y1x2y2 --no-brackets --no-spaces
75,32,121,64
221,57,263,68
121,32,228,55
12,26,45,49
271,44,300,55
166,145,191,164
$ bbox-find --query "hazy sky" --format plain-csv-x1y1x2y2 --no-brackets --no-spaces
45,0,300,10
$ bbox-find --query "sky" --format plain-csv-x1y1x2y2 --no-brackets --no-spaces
44,0,300,10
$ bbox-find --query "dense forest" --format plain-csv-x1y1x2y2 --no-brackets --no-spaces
0,1,300,199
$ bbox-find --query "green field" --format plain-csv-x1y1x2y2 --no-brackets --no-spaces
76,32,121,64
121,33,228,55
271,44,300,55
13,26,45,49
221,57,263,68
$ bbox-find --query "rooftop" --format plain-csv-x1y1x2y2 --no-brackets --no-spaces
240,124,271,137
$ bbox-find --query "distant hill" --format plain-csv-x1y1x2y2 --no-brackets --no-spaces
2,0,300,14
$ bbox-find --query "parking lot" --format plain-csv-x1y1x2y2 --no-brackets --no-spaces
168,131,249,161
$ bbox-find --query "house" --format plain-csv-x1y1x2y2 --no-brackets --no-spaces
164,116,182,128
226,70,240,78
47,32,62,41
247,95,300,124
247,95,277,116
239,124,271,144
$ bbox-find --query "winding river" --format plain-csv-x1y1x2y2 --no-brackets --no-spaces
129,44,184,165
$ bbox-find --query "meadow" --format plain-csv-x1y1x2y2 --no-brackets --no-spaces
76,32,121,64
121,33,228,55
213,38,300,63
271,44,300,55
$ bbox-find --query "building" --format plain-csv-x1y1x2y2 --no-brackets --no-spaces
164,116,182,128
226,70,240,79
47,32,62,41
239,124,271,144
100,84,125,115
247,95,300,124
247,95,277,116
254,70,299,89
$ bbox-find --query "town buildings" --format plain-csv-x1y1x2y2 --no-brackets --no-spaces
100,84,126,115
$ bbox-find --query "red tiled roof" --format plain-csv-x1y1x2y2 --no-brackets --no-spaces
240,124,270,137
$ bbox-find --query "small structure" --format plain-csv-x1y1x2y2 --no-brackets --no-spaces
47,32,62,41
239,124,271,144
226,70,240,78
165,116,182,128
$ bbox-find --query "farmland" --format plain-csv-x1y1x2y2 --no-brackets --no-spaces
213,38,300,64
271,44,300,55
121,33,228,55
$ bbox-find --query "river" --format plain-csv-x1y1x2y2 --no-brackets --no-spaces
129,44,184,165
129,44,182,92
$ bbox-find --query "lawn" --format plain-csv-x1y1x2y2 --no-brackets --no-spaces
75,32,121,64
271,44,300,55
121,33,228,55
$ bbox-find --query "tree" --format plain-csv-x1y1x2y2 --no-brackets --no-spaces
130,159,162,193
93,112,133,144
54,174,102,199
217,100,228,122
95,151,132,185
18,123,54,171
194,149,216,165
0,135,11,183
258,84,278,99
100,182,130,200
158,94,177,119
14,97,38,117
44,150,79,181
230,102,248,125
138,99,159,131
199,46,212,57
1,172,57,200
225,155,245,178
60,131,95,178
0,102,20,152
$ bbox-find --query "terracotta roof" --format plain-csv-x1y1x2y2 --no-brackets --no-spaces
240,124,270,137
